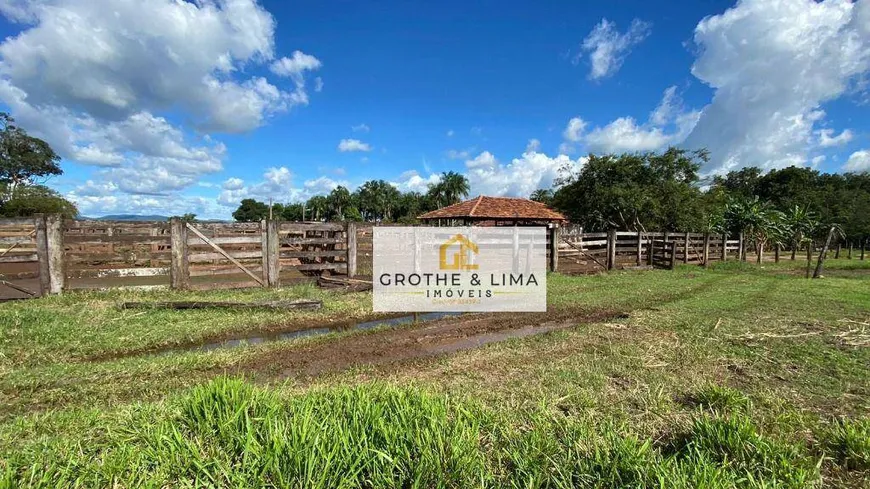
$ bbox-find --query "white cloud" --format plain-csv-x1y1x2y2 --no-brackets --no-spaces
843,150,870,172
577,18,651,80
446,148,473,160
216,167,348,207
682,0,870,174
270,50,322,78
560,86,700,154
338,138,372,152
464,149,586,198
812,155,827,166
351,123,370,133
526,139,541,152
0,0,323,217
562,117,587,143
314,77,324,92
446,129,455,137
222,177,245,191
392,170,441,193
817,128,854,147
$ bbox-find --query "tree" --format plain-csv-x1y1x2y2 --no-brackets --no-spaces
168,213,197,223
0,184,78,218
724,196,785,263
357,180,401,221
305,195,328,221
326,186,352,221
281,203,304,221
552,147,707,231
0,113,62,194
782,205,818,260
529,189,554,206
232,198,269,222
427,171,470,208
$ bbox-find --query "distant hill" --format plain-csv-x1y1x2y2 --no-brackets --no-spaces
80,214,170,221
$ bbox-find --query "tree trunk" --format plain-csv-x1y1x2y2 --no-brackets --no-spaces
805,242,813,279
756,241,764,264
812,227,836,279
791,240,796,260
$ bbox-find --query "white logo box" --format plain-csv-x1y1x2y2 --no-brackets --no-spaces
373,226,547,312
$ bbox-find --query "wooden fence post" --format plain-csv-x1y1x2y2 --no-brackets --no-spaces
738,232,745,262
636,230,643,266
266,220,281,287
721,234,728,261
647,234,654,266
260,220,269,284
549,225,560,272
170,218,189,290
848,242,853,259
45,214,65,294
684,231,690,264
606,228,616,270
835,242,841,259
34,215,49,296
774,243,780,263
703,233,710,268
669,242,677,269
346,221,358,277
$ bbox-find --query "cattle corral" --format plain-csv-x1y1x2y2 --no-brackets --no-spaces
2,215,759,300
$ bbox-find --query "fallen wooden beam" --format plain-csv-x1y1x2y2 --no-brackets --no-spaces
318,275,372,291
120,299,322,311
0,279,37,297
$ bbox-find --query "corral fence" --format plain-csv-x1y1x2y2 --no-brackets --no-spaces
0,216,354,298
3,217,865,299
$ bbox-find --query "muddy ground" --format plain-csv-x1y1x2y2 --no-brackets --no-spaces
236,308,625,380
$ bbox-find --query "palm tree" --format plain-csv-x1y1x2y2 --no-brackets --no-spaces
305,195,328,221
428,171,470,208
782,205,818,260
725,196,785,263
529,189,554,205
326,186,352,221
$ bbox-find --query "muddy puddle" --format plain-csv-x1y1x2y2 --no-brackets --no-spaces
157,312,461,356
237,309,626,379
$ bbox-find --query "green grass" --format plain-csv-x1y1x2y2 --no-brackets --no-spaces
0,378,831,488
0,258,868,487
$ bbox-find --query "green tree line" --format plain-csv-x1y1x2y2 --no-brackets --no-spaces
232,171,470,223
543,147,870,251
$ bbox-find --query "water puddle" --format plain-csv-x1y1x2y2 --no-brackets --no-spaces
172,312,461,355
426,323,566,355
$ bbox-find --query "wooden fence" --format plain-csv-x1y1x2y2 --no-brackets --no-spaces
4,216,862,299
0,216,354,297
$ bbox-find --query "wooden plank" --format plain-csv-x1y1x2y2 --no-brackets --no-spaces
34,215,49,296
606,229,617,270
170,218,189,290
64,235,171,245
0,218,37,226
549,226,560,272
281,237,345,245
67,267,169,279
346,222,357,277
188,236,262,246
266,220,279,287
279,250,349,259
0,279,37,296
188,251,263,263
0,254,38,263
45,214,65,294
294,263,347,271
684,232,690,264
279,222,345,232
190,265,263,277
186,223,265,287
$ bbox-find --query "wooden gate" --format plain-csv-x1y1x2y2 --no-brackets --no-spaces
650,240,676,269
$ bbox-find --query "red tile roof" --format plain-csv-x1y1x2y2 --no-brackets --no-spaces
418,195,566,221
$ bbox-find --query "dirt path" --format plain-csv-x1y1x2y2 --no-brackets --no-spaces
237,308,625,379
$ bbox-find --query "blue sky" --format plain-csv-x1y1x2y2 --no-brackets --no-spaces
0,0,868,218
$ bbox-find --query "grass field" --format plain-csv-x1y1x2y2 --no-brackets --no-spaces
1,259,868,487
